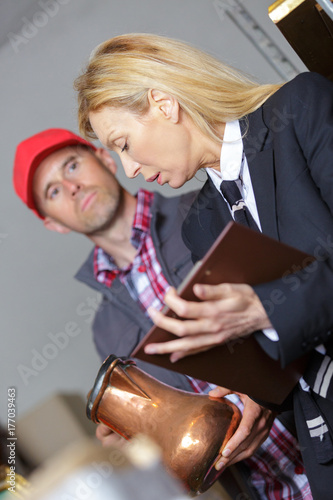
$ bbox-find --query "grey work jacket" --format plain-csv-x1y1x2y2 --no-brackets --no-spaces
75,190,198,391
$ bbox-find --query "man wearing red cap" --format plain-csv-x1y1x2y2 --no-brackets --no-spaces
13,128,197,389
13,129,312,500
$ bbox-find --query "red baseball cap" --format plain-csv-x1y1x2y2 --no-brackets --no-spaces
13,128,96,219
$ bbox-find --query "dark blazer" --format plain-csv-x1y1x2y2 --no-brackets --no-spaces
182,72,333,368
182,72,333,500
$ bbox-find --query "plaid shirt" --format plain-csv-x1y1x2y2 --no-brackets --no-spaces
94,189,312,500
188,378,312,499
94,189,169,314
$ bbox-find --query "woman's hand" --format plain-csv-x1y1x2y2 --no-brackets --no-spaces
145,284,272,361
209,386,276,470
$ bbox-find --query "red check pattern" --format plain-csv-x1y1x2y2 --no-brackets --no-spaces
94,189,169,314
94,189,312,500
188,377,312,500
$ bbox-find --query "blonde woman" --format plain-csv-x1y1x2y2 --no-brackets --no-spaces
75,33,333,499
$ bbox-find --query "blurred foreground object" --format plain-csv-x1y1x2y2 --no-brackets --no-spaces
24,437,230,500
0,465,29,498
86,355,241,494
15,393,95,469
269,0,333,80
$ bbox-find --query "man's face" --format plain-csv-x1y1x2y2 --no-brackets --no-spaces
32,146,122,234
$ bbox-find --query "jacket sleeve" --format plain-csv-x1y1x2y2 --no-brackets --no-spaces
254,73,333,367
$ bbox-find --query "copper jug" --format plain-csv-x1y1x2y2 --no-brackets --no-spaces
87,355,241,495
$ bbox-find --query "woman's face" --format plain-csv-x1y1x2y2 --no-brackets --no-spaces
89,92,218,188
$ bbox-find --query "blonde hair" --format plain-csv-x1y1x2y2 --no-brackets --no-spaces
75,33,282,142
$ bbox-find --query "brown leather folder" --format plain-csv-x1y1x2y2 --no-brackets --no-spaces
132,222,313,405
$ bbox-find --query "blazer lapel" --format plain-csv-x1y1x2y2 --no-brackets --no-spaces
203,178,232,239
203,177,233,241
242,115,279,241
182,177,232,258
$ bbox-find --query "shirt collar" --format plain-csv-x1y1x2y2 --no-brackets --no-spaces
93,189,154,278
132,188,154,234
206,120,243,187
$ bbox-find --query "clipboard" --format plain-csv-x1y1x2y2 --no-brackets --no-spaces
132,222,314,405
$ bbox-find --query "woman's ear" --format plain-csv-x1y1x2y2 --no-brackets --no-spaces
94,148,118,174
43,217,71,234
148,89,180,123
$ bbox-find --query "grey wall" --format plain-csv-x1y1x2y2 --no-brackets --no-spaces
0,0,306,423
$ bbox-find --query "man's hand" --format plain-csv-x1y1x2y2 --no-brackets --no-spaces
209,387,276,470
145,284,272,361
95,423,127,448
